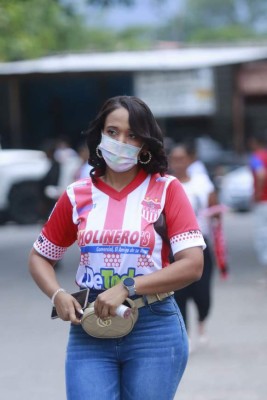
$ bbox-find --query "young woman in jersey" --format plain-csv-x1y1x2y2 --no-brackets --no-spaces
28,96,205,400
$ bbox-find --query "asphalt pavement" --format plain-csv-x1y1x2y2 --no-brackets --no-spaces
0,211,267,400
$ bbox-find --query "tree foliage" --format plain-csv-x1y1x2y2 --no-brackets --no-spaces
0,0,152,61
156,0,267,44
0,0,91,61
1,0,267,62
187,0,267,28
84,0,134,5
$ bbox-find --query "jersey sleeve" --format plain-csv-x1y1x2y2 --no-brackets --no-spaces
33,191,78,260
164,178,206,255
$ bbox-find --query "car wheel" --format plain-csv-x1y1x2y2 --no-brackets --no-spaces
8,181,40,224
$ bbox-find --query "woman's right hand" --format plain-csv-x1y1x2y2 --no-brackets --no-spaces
54,291,84,324
28,249,83,324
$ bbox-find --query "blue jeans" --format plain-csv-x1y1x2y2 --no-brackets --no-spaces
65,296,188,400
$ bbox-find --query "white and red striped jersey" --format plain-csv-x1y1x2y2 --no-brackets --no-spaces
34,169,205,290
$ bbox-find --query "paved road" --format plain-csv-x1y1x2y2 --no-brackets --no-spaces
0,211,266,400
175,211,267,400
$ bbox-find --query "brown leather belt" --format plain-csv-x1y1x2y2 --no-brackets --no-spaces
133,292,174,309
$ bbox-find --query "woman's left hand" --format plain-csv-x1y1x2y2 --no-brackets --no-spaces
94,283,128,319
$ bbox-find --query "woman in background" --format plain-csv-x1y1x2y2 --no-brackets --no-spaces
169,143,226,349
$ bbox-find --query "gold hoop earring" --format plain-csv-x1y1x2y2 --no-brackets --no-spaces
138,151,152,165
96,146,103,159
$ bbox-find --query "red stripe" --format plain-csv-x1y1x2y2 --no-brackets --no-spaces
104,196,127,230
73,181,93,230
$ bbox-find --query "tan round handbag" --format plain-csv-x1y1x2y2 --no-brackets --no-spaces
81,298,139,339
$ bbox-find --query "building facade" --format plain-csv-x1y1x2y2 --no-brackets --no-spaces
1,47,267,154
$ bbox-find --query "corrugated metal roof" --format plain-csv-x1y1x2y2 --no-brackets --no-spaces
1,46,267,75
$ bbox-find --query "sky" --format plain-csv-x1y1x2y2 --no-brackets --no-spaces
101,0,182,29
77,0,184,30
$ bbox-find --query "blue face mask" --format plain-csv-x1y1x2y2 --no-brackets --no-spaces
99,133,142,172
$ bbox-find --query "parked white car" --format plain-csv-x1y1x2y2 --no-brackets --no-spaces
219,166,254,212
0,149,81,224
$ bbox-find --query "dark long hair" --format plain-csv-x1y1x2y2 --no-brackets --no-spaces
83,96,168,179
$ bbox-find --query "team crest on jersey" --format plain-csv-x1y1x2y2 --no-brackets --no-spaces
141,197,161,223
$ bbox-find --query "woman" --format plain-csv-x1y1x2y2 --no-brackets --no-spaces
29,96,205,400
168,144,223,348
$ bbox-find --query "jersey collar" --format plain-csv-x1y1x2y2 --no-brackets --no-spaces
94,169,148,200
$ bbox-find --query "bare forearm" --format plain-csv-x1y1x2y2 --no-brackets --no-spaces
93,247,203,320
28,248,61,299
134,247,203,295
29,249,85,324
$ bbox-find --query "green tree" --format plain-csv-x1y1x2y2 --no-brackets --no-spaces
185,0,267,30
84,0,134,5
157,0,267,44
0,0,91,61
0,0,145,61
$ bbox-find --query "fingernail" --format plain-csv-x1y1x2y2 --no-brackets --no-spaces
79,309,84,315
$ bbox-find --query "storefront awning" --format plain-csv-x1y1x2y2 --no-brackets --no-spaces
1,46,267,75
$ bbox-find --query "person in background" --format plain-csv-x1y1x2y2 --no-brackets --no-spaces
38,139,61,220
54,136,78,163
74,142,93,180
248,131,267,278
169,143,227,350
28,95,205,400
184,138,210,178
48,136,81,197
